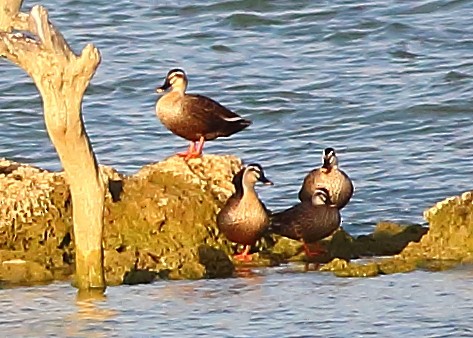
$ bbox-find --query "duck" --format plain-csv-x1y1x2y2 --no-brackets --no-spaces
270,188,341,257
217,164,273,261
155,68,252,160
298,147,353,209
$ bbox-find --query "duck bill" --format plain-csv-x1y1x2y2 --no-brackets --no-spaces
259,176,274,186
156,78,171,93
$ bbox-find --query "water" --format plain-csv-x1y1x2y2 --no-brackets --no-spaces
2,266,473,337
2,0,473,231
1,0,473,335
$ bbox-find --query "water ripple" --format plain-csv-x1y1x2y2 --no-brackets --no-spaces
2,0,473,236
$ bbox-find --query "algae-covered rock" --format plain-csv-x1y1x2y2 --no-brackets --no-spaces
321,191,473,278
319,258,378,277
102,155,241,283
267,222,428,267
2,154,473,285
0,155,241,286
350,222,428,257
0,259,54,285
402,191,473,261
0,159,73,286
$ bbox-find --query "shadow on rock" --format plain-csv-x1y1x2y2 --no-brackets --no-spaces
198,245,234,278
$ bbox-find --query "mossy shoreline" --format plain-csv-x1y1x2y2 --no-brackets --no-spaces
0,155,471,287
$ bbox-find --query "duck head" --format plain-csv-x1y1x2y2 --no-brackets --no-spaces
156,68,188,93
311,187,332,206
322,147,338,170
243,163,273,186
232,163,273,196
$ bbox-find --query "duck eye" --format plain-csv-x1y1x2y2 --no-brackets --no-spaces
248,167,260,178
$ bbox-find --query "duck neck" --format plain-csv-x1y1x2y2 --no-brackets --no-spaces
239,183,261,209
242,183,257,198
171,82,187,95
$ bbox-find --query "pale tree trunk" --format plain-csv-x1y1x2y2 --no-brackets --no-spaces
0,0,106,291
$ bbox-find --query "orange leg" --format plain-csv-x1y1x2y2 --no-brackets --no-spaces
233,245,252,262
177,142,195,158
303,242,327,258
193,136,205,156
176,136,205,160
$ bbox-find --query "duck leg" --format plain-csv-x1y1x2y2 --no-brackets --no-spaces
177,142,195,158
233,245,252,262
303,241,327,258
193,136,205,156
177,136,206,160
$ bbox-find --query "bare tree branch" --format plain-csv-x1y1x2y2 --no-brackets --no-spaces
0,1,106,291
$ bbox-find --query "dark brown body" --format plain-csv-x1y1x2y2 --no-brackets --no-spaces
156,91,251,142
270,202,341,243
298,168,353,209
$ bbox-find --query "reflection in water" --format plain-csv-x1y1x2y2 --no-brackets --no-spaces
1,268,473,336
65,294,117,338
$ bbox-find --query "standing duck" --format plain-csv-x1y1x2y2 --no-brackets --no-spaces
298,147,353,209
155,69,252,160
271,188,341,257
217,164,273,261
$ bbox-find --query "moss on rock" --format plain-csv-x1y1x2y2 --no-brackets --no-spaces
102,155,241,283
319,191,473,277
0,155,241,286
2,155,473,285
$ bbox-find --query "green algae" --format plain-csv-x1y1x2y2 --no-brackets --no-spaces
1,156,473,286
101,155,241,283
317,191,473,278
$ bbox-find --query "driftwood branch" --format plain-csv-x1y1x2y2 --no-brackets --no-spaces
0,1,106,291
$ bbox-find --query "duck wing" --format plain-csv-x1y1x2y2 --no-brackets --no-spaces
301,207,341,243
183,94,251,137
270,203,311,241
337,169,354,209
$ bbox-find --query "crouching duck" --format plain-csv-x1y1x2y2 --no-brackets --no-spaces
271,188,341,258
298,147,353,209
217,164,273,261
155,69,252,160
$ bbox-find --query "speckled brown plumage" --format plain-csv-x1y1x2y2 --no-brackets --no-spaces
159,93,251,142
298,147,353,209
271,188,341,244
155,69,251,158
217,164,273,260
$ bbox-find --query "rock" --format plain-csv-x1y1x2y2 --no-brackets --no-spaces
404,191,473,261
323,191,473,277
0,258,54,285
102,155,241,282
1,155,472,284
0,155,242,286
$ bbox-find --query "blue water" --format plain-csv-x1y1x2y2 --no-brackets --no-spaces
2,266,473,337
1,0,473,335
